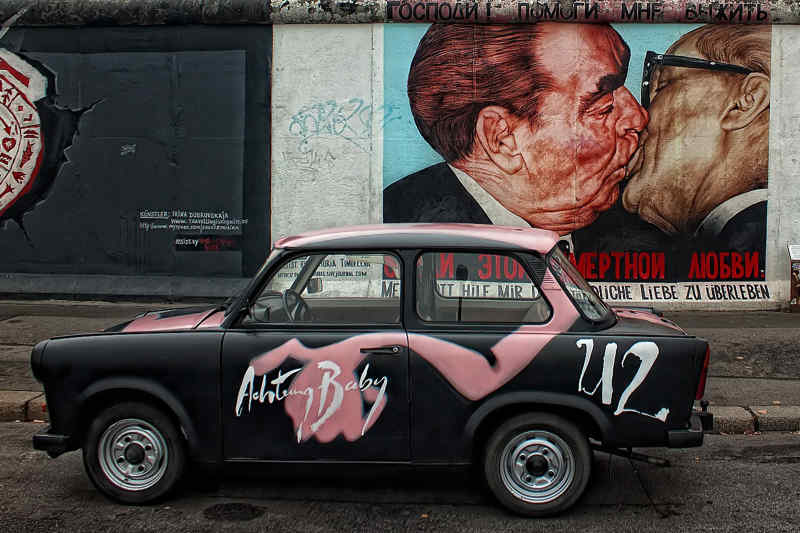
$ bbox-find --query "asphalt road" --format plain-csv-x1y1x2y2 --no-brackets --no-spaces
2,422,798,532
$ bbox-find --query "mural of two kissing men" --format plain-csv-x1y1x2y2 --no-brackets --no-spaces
384,23,770,290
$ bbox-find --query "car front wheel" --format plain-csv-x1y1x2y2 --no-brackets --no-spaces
83,402,186,504
484,412,591,516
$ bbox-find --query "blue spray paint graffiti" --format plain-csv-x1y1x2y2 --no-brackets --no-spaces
288,98,403,153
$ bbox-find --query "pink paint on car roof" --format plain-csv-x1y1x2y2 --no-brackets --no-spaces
274,223,560,253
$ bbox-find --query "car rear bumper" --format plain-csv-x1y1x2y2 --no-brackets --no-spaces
33,427,72,458
667,411,709,448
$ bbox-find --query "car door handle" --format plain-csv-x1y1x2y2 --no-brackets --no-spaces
360,345,402,355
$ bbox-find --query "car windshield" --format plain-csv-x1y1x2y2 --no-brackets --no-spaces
547,246,612,323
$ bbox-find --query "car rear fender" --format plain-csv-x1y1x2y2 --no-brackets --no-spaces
465,391,614,451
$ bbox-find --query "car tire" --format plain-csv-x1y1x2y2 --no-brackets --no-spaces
83,402,186,504
484,412,592,517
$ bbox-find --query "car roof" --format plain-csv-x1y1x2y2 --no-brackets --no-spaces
273,223,560,253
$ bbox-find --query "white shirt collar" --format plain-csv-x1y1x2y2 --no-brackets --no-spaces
695,189,767,239
448,164,529,227
448,164,575,252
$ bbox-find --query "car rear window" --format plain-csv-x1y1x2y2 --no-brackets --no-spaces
415,252,551,324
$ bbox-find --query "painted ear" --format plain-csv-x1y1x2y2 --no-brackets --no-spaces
721,72,770,131
475,106,524,174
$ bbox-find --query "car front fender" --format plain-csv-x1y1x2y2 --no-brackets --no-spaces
78,377,202,459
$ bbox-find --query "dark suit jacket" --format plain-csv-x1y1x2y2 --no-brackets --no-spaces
711,200,767,257
383,163,491,224
571,201,671,253
572,200,767,281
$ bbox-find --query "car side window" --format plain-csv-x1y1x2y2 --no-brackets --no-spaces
415,252,551,324
248,252,402,325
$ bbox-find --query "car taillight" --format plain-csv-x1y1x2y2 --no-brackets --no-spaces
695,346,710,400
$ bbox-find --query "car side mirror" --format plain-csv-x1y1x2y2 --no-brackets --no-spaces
307,278,323,294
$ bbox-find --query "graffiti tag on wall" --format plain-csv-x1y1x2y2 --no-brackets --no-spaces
287,98,403,152
282,98,405,173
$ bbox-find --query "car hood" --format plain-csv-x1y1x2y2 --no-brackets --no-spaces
607,307,687,336
107,306,226,333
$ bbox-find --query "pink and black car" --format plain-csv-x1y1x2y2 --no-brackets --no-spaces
31,224,711,516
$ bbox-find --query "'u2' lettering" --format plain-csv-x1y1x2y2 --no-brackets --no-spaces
576,339,669,422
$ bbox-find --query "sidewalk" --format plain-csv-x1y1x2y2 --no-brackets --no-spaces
1,299,799,433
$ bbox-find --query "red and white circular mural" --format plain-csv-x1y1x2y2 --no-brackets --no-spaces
0,49,45,219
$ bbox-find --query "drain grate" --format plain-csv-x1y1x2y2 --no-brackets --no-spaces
203,502,266,522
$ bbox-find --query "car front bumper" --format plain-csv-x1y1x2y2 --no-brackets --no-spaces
33,427,72,458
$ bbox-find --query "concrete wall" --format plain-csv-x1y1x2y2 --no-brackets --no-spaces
0,11,797,309
766,24,800,307
270,24,384,242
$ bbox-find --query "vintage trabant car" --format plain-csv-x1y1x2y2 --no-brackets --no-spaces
31,224,710,516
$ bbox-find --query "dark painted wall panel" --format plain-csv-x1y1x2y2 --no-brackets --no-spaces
0,26,270,281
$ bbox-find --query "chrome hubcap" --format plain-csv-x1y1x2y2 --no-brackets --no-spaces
500,430,574,503
98,418,168,492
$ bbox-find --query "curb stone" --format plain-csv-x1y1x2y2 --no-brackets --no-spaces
0,391,43,422
750,406,800,432
24,393,47,422
709,406,755,433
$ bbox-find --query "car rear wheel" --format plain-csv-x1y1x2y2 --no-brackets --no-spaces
83,402,186,504
484,412,591,516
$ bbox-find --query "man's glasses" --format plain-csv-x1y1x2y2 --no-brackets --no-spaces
641,50,754,109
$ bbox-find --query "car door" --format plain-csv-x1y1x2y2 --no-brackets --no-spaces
221,251,410,461
406,250,564,463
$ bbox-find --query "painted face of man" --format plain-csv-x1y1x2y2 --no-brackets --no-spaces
509,24,648,234
622,37,743,235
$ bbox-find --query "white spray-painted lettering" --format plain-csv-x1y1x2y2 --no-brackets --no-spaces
577,339,669,422
615,342,669,421
577,338,614,405
311,361,344,434
235,360,388,442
